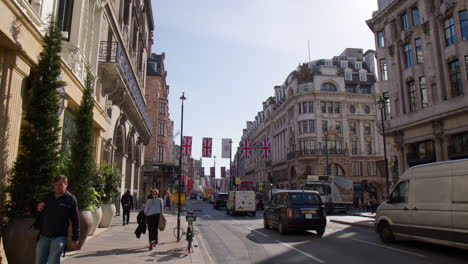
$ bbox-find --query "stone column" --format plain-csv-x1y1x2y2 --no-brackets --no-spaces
359,120,365,154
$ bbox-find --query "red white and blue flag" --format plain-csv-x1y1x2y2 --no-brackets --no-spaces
200,167,205,177
189,167,194,177
240,138,252,159
221,167,226,178
182,136,192,157
260,137,271,159
202,137,212,158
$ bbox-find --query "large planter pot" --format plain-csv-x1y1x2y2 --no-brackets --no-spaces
67,210,92,251
88,207,102,236
99,203,116,228
2,218,39,264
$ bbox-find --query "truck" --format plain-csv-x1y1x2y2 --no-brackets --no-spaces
226,190,256,216
203,187,214,202
303,175,353,213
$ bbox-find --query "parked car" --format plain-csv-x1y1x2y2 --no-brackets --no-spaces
375,158,468,250
213,192,229,209
210,192,218,204
190,192,198,200
263,190,326,236
227,191,256,216
256,192,264,210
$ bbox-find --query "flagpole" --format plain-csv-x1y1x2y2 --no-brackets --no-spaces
177,92,186,242
229,139,232,190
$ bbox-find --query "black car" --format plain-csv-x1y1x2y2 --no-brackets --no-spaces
263,190,326,236
256,192,264,210
190,192,198,199
213,192,229,209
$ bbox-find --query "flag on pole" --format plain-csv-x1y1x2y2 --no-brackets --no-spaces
221,167,226,178
240,138,252,159
200,167,205,177
221,138,231,158
202,137,212,157
260,137,271,159
182,136,192,157
231,166,237,177
189,167,194,177
210,167,215,177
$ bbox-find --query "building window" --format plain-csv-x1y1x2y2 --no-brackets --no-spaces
449,60,462,97
377,31,385,47
334,102,340,113
444,17,457,46
355,62,362,70
350,105,356,113
158,122,165,136
368,162,377,176
309,120,315,133
411,7,420,25
157,146,163,162
345,71,352,80
308,102,314,113
383,92,391,120
415,38,423,64
409,140,435,165
408,81,416,112
57,0,74,40
325,60,333,66
350,122,356,134
419,77,428,108
366,142,372,155
359,72,367,81
321,102,326,113
336,121,342,133
159,103,166,114
351,141,358,155
352,162,362,176
450,132,468,156
327,102,333,113
330,164,344,176
460,10,468,40
404,43,413,67
321,83,337,91
379,59,387,81
341,61,348,69
123,0,131,25
322,120,328,132
364,105,370,114
300,102,314,114
300,140,316,151
364,123,371,134
401,12,409,30
299,120,315,134
466,56,468,77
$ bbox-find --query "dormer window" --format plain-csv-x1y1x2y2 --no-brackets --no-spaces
355,62,362,70
321,83,337,91
340,61,348,69
359,72,367,81
325,60,333,66
344,71,352,81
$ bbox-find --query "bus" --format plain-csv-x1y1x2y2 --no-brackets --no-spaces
239,180,255,191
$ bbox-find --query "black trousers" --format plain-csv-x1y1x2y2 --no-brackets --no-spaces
146,214,160,243
123,207,131,224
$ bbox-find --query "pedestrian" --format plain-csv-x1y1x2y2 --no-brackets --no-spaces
121,189,133,225
144,189,164,250
134,210,146,239
164,190,171,210
35,174,79,264
370,196,378,214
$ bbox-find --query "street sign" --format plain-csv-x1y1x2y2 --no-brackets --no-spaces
235,177,240,184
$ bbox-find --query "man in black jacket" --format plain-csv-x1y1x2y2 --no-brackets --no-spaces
36,174,79,264
121,189,133,225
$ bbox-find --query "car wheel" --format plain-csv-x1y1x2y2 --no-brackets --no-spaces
279,219,288,235
316,227,325,237
263,217,270,229
379,222,395,243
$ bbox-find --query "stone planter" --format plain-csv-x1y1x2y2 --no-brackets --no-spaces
99,203,116,228
67,210,92,251
2,218,39,264
89,207,102,236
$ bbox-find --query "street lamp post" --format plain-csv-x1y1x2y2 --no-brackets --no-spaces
378,97,390,196
229,139,233,191
177,92,186,242
324,129,330,176
213,155,216,191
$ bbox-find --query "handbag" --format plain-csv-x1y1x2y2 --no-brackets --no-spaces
158,213,166,231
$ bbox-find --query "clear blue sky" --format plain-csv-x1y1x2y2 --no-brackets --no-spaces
151,0,378,176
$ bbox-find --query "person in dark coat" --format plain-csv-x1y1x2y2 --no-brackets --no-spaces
144,189,164,250
134,210,146,238
121,189,133,225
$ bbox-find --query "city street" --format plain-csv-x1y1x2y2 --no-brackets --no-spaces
187,199,468,264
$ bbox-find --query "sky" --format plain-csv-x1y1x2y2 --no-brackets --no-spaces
150,0,379,176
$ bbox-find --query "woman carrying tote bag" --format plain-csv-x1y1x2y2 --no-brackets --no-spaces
144,189,164,250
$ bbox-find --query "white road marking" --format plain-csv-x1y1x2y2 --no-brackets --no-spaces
196,231,215,264
350,238,425,258
246,227,270,238
274,240,326,263
233,220,241,225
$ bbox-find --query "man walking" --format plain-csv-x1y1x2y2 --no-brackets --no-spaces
121,189,133,225
36,174,80,264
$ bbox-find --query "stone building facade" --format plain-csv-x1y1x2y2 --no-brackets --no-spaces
237,48,388,202
143,53,176,196
367,0,468,175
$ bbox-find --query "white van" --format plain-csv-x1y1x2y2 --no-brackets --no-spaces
375,158,468,250
227,191,256,216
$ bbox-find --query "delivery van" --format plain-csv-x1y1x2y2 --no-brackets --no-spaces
375,158,468,250
227,191,256,216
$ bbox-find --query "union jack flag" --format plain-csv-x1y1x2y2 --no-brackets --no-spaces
240,138,252,159
202,137,212,157
182,136,192,157
260,137,271,159
200,167,205,177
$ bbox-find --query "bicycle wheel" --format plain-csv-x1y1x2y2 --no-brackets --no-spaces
173,226,185,241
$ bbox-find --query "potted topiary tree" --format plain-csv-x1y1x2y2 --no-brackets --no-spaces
97,163,122,228
2,17,64,264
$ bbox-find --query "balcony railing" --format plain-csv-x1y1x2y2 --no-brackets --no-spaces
287,148,349,160
99,41,118,62
406,151,436,166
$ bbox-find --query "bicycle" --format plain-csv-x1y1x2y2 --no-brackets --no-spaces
180,209,202,253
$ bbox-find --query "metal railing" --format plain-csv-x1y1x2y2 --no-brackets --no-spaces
99,41,118,62
287,148,349,159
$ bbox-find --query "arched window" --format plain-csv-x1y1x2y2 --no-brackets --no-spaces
326,163,345,176
321,83,337,91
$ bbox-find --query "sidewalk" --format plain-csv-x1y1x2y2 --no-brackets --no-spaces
63,211,205,264
328,215,375,229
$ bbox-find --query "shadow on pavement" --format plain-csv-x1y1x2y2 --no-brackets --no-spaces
150,246,188,261
71,246,148,258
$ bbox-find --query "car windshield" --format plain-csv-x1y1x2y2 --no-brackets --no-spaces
303,184,327,195
218,194,228,199
289,193,321,206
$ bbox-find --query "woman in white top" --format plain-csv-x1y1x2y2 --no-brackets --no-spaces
144,189,164,250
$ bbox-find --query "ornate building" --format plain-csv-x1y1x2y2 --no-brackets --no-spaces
367,0,468,175
237,48,388,202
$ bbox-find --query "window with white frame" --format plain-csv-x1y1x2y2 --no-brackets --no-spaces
345,71,352,80
355,62,362,70
159,102,166,114
352,162,362,176
298,120,315,134
368,162,377,176
157,146,164,162
366,142,372,155
158,122,165,136
359,72,367,81
325,60,333,66
341,60,348,69
351,141,358,155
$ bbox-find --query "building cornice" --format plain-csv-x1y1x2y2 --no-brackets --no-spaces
366,0,407,31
